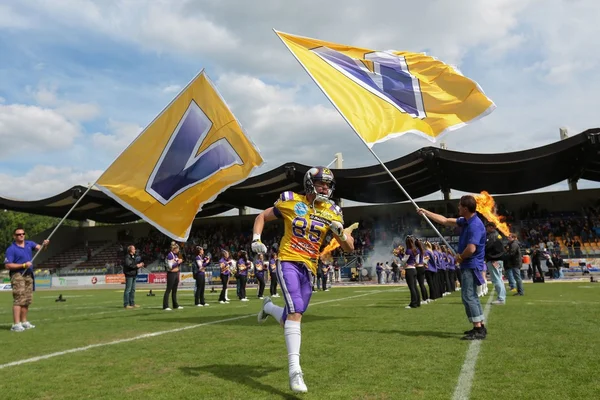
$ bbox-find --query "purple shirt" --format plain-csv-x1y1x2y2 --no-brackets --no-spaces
166,252,181,271
195,255,205,274
446,254,456,270
220,257,231,276
237,258,248,276
269,259,277,275
255,260,265,276
425,250,437,272
434,251,445,270
405,248,418,266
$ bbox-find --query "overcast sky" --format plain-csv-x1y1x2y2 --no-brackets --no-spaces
1,0,599,212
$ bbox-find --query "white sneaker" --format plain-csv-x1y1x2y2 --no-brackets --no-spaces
164,308,172,311
22,321,35,329
258,296,272,323
175,306,184,310
204,303,209,306
241,298,249,302
196,304,204,307
272,294,280,298
420,301,427,305
289,371,308,393
11,324,25,332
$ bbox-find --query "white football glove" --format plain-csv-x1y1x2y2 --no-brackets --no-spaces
251,234,268,254
330,221,347,241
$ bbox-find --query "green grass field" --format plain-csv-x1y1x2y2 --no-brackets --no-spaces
1,282,599,399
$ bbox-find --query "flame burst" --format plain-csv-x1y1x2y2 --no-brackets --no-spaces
474,191,510,236
320,222,359,259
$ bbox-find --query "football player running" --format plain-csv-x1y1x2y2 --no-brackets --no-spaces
252,166,354,393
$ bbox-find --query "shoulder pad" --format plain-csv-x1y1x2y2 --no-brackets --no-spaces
278,191,296,202
328,202,343,216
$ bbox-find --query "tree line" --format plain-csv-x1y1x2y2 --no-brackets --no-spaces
0,210,79,268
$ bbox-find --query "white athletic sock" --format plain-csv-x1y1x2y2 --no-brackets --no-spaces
477,285,483,296
265,302,284,323
284,320,302,377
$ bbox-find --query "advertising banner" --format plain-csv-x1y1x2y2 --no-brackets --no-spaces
0,283,12,291
136,274,149,283
52,276,106,286
35,276,52,288
149,273,167,284
179,272,195,286
105,274,125,284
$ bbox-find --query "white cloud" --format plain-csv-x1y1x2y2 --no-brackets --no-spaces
55,102,101,122
0,96,5,104
17,0,238,55
34,86,58,106
162,85,181,94
0,104,80,159
32,86,100,122
90,120,143,156
0,165,102,200
0,4,33,29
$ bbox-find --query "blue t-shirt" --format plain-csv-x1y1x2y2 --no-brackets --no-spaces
456,215,486,270
4,240,37,275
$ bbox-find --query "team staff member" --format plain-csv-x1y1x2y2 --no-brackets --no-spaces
417,195,488,340
194,246,209,307
163,242,183,311
4,227,49,332
123,245,144,309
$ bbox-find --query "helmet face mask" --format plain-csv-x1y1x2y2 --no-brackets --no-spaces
304,166,335,203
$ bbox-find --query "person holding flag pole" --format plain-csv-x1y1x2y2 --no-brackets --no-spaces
274,30,495,341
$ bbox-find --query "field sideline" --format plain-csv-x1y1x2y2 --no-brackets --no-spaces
1,282,599,399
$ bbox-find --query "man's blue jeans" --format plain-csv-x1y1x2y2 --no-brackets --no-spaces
124,277,136,306
487,260,506,302
460,268,484,323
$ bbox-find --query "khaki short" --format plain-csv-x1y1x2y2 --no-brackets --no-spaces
11,273,33,307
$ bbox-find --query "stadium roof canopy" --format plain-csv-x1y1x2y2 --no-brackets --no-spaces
2,128,599,223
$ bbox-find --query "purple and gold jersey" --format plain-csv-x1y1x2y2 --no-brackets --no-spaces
274,191,344,275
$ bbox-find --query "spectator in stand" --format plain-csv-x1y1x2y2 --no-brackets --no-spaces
123,245,144,309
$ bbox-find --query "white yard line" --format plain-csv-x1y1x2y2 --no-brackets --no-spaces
0,289,391,369
451,293,494,400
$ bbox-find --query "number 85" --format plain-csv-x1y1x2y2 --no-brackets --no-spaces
292,217,325,243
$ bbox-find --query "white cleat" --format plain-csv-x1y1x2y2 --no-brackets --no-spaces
258,296,272,323
22,321,35,329
289,371,308,393
11,324,25,332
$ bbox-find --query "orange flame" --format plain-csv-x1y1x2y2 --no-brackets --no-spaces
474,191,510,236
320,222,359,259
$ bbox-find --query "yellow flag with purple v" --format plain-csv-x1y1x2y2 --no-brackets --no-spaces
96,71,264,241
275,30,495,146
